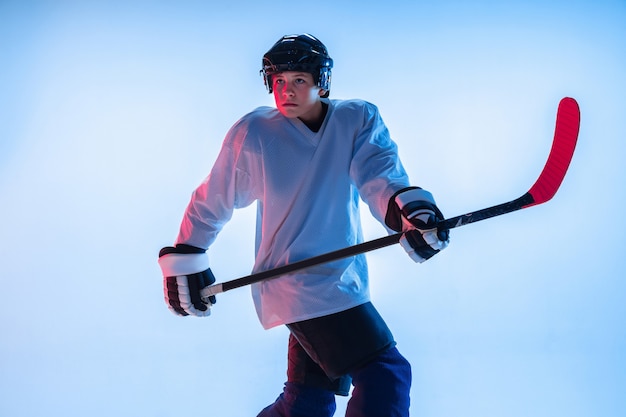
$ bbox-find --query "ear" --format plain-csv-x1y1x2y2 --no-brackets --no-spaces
318,89,328,97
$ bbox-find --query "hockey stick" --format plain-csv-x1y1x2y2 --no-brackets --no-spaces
201,97,580,299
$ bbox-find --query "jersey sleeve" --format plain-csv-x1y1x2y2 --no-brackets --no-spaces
349,102,411,227
175,116,261,249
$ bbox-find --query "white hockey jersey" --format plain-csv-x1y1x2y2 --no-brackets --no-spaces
175,98,411,329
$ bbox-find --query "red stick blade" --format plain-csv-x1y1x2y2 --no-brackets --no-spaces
525,97,580,207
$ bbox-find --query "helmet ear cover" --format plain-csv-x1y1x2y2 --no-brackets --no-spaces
260,34,333,96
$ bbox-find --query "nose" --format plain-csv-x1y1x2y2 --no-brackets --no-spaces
281,80,295,96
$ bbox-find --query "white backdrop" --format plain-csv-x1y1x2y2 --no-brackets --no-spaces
1,1,625,416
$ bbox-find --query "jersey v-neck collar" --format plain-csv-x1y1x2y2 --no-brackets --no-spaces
287,100,331,144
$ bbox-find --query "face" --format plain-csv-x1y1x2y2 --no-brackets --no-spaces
272,71,326,123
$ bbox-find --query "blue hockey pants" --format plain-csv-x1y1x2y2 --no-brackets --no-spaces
257,347,411,417
257,302,411,416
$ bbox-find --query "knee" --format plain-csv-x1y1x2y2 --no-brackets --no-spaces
257,382,336,417
348,348,411,416
353,347,411,387
386,347,412,384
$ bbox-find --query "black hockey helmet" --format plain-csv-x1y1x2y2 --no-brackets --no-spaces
260,33,333,97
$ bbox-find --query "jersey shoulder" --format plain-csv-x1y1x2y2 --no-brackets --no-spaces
329,98,380,117
225,106,285,139
235,106,282,127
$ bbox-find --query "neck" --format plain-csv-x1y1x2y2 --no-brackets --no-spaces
299,101,328,132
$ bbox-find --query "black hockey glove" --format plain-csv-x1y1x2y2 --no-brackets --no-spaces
386,187,450,263
158,244,216,317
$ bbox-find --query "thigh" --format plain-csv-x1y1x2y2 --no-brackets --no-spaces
287,302,395,379
287,334,352,396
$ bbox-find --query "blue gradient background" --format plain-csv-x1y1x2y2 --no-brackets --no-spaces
1,1,624,416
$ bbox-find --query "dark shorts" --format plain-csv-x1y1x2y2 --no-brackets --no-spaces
286,302,395,385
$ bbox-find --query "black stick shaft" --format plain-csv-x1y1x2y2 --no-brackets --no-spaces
201,97,579,298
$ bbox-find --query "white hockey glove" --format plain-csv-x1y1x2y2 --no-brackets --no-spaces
387,187,450,263
158,244,216,317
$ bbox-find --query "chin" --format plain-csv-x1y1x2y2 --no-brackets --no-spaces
279,108,299,118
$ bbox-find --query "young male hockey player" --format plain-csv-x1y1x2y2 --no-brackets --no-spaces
158,33,450,417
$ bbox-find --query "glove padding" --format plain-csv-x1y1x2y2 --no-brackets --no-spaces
158,244,216,317
393,187,450,263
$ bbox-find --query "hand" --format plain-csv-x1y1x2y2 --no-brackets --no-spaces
393,187,450,263
158,244,216,317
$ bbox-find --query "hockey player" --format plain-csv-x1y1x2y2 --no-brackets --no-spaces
158,33,450,417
